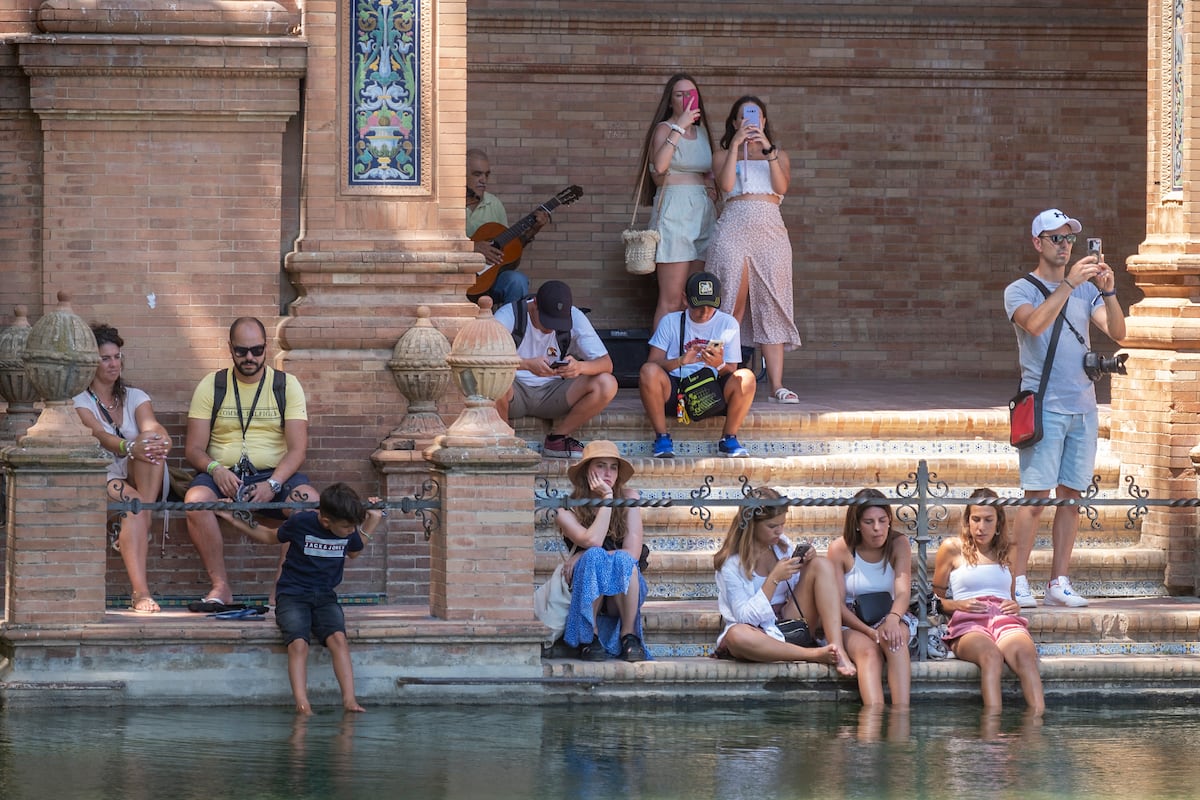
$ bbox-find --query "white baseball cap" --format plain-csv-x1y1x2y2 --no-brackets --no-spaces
1032,208,1082,237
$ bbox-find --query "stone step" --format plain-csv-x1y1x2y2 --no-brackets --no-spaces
536,546,1166,601
3,604,1198,707
535,504,1143,552
638,596,1199,657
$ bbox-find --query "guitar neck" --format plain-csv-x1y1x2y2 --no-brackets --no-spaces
490,199,562,249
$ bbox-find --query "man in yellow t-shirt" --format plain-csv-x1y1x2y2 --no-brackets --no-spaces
183,317,315,607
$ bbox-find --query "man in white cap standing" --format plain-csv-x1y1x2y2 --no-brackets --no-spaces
1003,208,1127,608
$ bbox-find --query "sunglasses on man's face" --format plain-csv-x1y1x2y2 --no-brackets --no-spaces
1039,233,1077,245
232,344,266,358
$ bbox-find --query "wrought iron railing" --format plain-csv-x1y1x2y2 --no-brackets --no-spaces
535,459,1193,660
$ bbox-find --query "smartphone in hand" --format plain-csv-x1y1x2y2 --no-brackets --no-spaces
742,105,761,128
549,360,568,369
682,89,698,111
792,542,813,561
1087,237,1103,260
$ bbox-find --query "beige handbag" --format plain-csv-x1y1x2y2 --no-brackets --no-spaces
622,152,661,275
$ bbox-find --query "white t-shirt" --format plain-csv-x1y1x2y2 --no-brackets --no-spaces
648,309,742,379
72,386,150,480
493,301,609,388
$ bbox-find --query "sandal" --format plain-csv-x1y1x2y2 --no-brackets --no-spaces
130,593,161,614
769,387,800,404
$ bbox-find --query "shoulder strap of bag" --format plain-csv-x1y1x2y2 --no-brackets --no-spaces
1022,275,1068,399
511,295,571,357
211,367,288,431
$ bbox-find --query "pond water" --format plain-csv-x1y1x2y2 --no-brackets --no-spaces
0,701,1195,799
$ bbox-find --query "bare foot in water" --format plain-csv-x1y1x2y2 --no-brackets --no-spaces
344,700,366,713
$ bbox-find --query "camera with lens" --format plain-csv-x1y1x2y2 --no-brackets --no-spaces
233,454,257,479
1083,351,1128,383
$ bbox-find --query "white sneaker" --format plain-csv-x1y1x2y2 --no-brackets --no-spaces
1044,576,1089,608
1013,575,1037,609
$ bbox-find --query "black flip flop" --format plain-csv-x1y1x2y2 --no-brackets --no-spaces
187,598,246,614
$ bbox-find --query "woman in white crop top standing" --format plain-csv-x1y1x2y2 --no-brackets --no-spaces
637,73,719,330
932,488,1044,715
707,95,802,404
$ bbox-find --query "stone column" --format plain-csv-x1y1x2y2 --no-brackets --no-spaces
1117,0,1200,592
276,0,481,492
424,301,540,621
3,293,108,625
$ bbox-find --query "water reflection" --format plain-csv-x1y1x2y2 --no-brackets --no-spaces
0,702,1197,799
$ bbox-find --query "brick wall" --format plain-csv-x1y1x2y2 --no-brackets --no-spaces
0,0,1155,604
466,1,1147,380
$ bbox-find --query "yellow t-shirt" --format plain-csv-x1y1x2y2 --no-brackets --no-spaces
187,367,308,470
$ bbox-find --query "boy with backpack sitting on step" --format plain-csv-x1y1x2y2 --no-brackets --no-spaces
492,280,618,459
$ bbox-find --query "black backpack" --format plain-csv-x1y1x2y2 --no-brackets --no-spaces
509,295,572,358
210,367,288,431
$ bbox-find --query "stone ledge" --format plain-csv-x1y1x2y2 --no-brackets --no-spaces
37,0,297,37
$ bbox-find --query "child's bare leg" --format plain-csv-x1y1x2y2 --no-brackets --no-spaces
287,638,313,715
326,631,364,712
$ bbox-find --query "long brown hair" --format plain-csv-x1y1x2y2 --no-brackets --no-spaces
841,488,900,556
713,486,787,579
567,457,631,545
718,95,778,151
636,72,714,207
959,488,1011,568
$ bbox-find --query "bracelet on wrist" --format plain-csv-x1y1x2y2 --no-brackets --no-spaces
1063,277,1077,290
761,145,776,155
766,156,779,162
206,460,220,475
667,123,685,135
1101,290,1117,297
118,439,129,457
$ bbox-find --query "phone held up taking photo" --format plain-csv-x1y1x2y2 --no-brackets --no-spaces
742,105,761,128
1087,237,1102,261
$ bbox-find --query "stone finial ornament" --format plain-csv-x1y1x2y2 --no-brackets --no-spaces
18,292,100,446
386,305,451,449
439,296,523,448
0,305,40,441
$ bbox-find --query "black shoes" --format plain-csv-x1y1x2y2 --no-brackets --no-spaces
620,633,647,662
579,641,609,661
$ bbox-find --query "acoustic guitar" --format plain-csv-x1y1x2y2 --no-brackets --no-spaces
466,184,584,301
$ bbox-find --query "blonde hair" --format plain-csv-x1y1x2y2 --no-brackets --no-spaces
713,487,787,579
959,488,1011,568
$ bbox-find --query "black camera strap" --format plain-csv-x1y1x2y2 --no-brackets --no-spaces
1021,275,1072,400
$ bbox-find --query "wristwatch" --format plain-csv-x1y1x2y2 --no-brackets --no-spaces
266,478,282,495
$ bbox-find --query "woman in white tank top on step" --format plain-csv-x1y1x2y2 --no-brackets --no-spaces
932,488,1044,716
826,488,912,706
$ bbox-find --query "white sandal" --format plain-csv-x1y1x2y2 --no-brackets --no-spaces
769,387,800,404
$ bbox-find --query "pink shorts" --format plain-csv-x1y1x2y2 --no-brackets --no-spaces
945,596,1031,645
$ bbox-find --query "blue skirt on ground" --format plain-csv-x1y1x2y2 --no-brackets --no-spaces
563,546,650,658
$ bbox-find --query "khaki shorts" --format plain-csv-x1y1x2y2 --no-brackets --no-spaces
510,378,578,421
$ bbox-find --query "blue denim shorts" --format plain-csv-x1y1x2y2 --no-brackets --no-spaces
275,591,345,646
1018,408,1099,492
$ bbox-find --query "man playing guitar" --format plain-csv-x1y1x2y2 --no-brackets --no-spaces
466,148,550,306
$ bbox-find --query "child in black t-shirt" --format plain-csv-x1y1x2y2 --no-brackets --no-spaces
272,482,384,714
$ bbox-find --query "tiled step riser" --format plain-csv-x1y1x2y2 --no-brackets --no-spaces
536,452,1123,487
638,601,1200,653
536,507,1143,551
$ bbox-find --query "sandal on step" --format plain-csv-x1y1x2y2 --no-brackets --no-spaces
130,593,161,614
769,387,800,404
